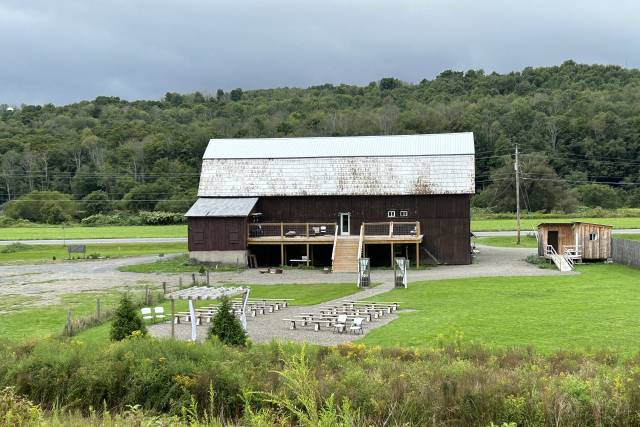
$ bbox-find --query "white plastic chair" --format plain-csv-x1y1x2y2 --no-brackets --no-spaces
334,314,348,333
349,317,364,335
140,307,153,321
154,306,165,321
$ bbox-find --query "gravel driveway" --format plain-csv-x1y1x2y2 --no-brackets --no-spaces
0,244,567,309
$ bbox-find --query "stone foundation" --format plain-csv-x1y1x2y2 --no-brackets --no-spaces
188,250,248,265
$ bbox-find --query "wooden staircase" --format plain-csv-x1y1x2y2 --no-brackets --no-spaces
332,237,360,273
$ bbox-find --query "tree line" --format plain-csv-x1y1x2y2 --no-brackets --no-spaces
1,60,640,222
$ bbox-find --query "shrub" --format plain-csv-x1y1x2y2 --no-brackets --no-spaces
0,387,42,426
4,191,77,224
82,190,111,216
110,294,146,341
0,243,32,254
208,297,247,346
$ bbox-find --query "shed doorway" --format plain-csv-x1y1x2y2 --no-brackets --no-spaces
547,231,559,252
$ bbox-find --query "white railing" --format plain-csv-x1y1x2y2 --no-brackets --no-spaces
357,224,365,261
331,225,339,262
362,221,420,237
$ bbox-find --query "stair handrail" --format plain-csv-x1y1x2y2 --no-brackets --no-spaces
357,224,365,261
331,225,339,262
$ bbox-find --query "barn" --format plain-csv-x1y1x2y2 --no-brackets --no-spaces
537,222,612,261
186,133,475,272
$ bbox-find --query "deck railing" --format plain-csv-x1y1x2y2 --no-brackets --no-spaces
362,221,420,237
248,222,337,239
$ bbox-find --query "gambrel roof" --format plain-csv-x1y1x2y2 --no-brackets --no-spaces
197,133,475,197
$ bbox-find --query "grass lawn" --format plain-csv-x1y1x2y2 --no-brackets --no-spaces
118,254,241,273
476,235,538,248
362,264,640,353
0,242,186,264
0,224,187,240
472,217,640,231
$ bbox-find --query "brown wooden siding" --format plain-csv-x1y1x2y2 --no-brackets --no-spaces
537,223,611,260
188,217,248,251
576,223,611,260
255,195,471,264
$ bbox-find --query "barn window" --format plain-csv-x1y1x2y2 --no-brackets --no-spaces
387,210,396,218
399,210,408,217
589,232,598,241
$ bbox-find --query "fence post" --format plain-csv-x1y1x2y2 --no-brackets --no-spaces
96,298,101,320
145,286,149,305
179,276,183,289
66,310,73,336
170,299,175,339
206,270,210,285
162,282,167,295
192,273,196,285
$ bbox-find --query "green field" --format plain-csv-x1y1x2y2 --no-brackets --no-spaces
472,217,640,231
0,224,187,240
0,242,186,264
0,218,638,242
363,264,640,353
476,234,640,248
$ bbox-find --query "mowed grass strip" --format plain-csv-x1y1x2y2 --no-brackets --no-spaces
472,217,640,231
118,254,239,273
0,242,186,264
362,264,640,353
0,224,187,240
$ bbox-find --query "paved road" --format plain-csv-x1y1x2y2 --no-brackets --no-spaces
0,229,638,245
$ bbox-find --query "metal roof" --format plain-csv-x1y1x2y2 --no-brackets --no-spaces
203,132,474,159
197,133,475,197
185,197,258,217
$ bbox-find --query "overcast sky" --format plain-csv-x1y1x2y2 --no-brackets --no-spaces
1,0,639,106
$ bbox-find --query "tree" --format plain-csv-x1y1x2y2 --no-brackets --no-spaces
110,294,146,341
230,88,243,101
379,77,401,91
208,296,247,346
476,153,577,212
576,183,622,209
82,190,111,216
5,191,77,223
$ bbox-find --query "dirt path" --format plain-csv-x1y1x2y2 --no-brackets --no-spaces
0,245,566,307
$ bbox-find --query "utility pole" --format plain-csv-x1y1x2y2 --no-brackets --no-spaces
515,144,521,245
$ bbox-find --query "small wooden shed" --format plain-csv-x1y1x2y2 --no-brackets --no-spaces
537,222,612,260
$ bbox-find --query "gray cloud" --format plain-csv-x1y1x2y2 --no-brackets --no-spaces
1,0,639,105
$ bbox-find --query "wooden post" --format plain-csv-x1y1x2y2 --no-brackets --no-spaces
66,310,73,335
280,222,284,238
144,286,149,305
390,243,394,267
96,298,101,320
206,270,210,285
416,243,420,267
170,299,175,339
179,276,183,289
192,273,196,285
306,243,310,266
389,221,394,237
162,282,167,295
280,244,284,266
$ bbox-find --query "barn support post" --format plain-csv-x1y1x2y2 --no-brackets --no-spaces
280,244,284,266
390,243,394,267
416,242,420,266
306,243,310,266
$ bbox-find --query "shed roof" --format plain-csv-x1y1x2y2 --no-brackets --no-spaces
203,132,474,159
537,222,613,228
185,197,258,217
198,133,475,197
